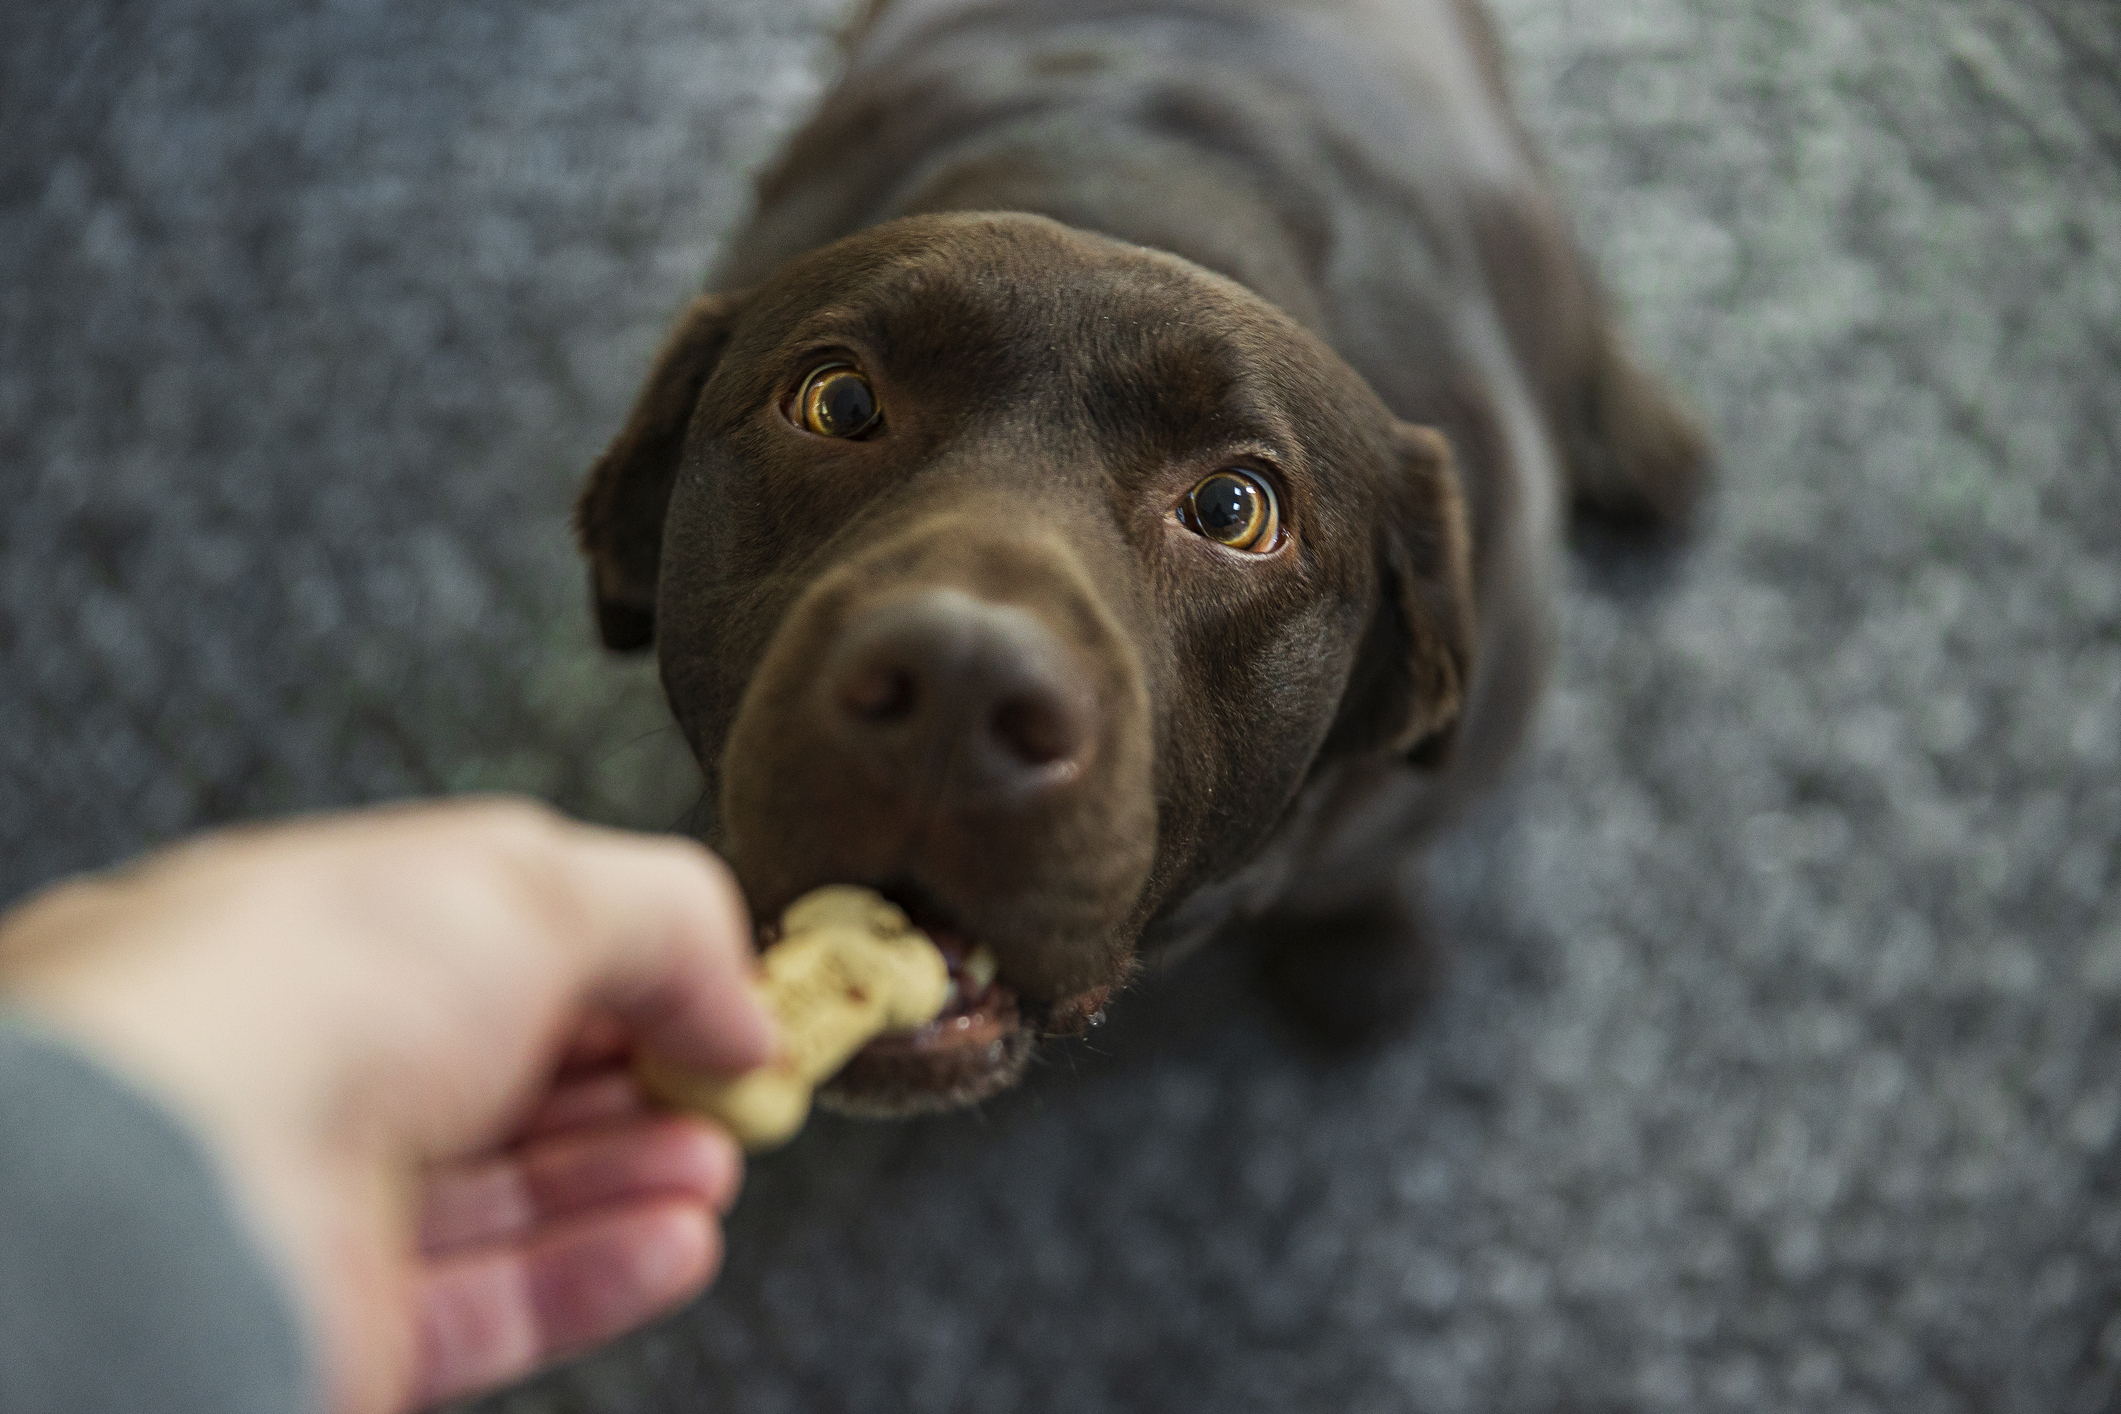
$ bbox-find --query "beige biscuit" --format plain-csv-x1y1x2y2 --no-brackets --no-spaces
636,885,952,1151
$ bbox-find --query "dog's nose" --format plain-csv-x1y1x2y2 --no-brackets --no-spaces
824,588,1096,806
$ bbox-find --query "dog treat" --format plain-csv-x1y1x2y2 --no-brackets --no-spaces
636,885,952,1151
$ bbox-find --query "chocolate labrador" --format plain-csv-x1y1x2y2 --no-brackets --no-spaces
576,0,1707,1113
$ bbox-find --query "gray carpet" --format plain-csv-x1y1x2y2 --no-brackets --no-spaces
3,1,2118,1411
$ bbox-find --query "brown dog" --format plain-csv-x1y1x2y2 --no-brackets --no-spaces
576,0,1706,1113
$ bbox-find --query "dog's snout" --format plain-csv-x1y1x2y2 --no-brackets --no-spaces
825,588,1097,804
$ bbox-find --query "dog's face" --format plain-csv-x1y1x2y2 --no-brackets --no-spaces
579,213,1471,1111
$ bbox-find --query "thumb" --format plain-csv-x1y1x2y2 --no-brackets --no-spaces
532,825,776,1077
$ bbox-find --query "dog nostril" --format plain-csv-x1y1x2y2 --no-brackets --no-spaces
990,692,1079,768
842,666,918,723
822,590,1100,802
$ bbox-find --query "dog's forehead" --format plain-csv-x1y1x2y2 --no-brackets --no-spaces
853,221,1258,336
767,214,1367,430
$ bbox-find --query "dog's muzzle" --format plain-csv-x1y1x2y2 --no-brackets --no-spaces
715,518,1157,1108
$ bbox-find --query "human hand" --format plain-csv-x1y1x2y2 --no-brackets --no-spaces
0,799,776,1413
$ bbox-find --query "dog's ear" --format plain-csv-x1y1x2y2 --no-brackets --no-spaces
1326,422,1476,765
574,290,746,651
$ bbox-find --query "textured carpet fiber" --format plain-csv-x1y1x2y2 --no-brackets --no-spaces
3,2,2117,1411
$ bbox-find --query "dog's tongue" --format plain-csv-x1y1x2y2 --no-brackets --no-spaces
918,926,1004,1015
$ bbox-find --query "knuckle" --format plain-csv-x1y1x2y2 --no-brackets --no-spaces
655,837,745,906
653,832,722,876
455,795,565,842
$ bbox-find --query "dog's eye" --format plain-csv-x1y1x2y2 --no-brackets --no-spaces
796,364,881,438
1177,470,1281,553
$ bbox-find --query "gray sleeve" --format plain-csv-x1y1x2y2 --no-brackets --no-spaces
0,1014,317,1414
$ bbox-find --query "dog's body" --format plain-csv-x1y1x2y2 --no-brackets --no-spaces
579,0,1705,1107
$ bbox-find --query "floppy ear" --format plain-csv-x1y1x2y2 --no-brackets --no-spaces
1326,422,1476,765
573,290,746,650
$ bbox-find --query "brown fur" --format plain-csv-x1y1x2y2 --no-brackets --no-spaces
576,0,1708,1105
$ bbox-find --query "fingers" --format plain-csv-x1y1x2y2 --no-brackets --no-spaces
418,1114,743,1256
410,1201,722,1410
407,1112,744,1410
515,1068,648,1142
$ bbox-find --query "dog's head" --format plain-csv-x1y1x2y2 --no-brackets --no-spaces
578,213,1471,1111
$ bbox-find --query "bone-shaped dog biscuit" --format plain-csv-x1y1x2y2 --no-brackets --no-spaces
636,885,952,1151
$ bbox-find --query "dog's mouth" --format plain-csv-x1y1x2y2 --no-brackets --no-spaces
781,878,1107,1114
858,910,1022,1058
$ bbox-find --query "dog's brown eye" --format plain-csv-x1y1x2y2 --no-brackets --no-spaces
1178,470,1280,552
796,364,880,438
